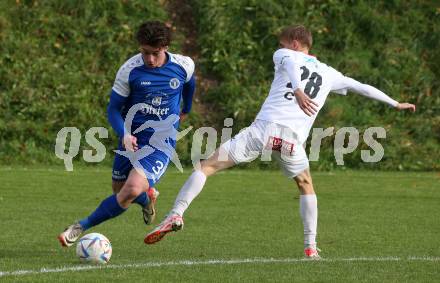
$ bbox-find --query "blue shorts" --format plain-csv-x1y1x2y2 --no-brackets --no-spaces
112,144,171,187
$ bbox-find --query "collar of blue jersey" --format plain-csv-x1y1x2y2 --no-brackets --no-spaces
140,52,171,69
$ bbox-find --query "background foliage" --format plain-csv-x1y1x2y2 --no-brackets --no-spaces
0,0,169,165
0,0,438,170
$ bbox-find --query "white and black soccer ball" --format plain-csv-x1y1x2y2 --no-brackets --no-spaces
76,233,112,264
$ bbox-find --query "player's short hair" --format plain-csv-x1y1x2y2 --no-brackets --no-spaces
136,21,172,47
279,25,313,49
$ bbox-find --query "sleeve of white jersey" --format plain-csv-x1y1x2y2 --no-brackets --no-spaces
170,54,195,83
274,49,302,91
330,68,398,107
112,64,130,97
184,57,195,83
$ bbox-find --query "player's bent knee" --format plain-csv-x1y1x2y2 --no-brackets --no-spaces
200,164,215,176
200,155,235,177
201,162,224,177
294,172,315,194
118,183,144,204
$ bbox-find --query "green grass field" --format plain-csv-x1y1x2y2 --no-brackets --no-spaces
0,167,439,282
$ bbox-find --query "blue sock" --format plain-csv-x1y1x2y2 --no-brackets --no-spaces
79,194,127,230
132,192,149,207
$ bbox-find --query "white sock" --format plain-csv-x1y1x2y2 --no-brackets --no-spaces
171,170,207,216
299,194,318,247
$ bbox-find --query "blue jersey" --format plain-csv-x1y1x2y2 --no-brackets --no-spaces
110,52,195,184
111,52,195,143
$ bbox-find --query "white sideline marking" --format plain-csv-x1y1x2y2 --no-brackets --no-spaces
1,257,439,277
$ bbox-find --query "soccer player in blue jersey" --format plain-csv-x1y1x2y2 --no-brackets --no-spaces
58,21,196,247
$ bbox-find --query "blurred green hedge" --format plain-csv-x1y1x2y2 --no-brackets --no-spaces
0,0,170,165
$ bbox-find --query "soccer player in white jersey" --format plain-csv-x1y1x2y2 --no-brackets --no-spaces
145,25,416,258
58,21,196,247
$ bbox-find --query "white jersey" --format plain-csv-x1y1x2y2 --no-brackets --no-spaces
256,48,398,144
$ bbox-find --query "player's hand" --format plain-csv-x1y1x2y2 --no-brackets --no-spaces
294,89,319,116
396,102,416,112
179,113,188,122
122,134,138,152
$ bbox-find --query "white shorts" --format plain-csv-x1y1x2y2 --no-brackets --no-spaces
220,119,309,178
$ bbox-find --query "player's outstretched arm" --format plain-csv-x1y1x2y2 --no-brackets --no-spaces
333,76,416,112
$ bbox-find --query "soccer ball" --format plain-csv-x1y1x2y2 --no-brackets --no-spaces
76,233,112,264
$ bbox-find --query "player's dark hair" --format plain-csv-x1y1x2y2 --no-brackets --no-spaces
136,21,172,47
279,25,313,49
